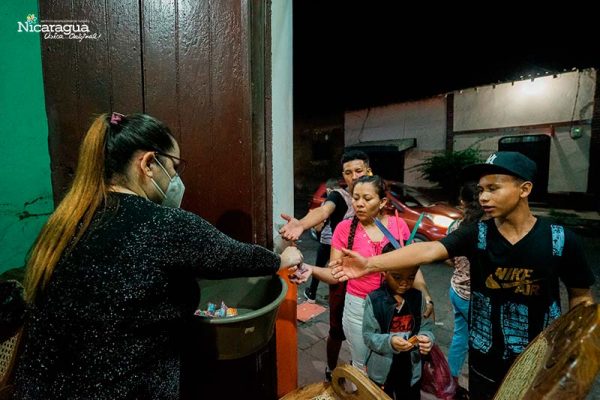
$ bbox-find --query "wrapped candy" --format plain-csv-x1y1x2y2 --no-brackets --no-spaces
195,300,237,318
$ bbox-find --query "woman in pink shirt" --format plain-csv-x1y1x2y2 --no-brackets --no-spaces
297,175,411,371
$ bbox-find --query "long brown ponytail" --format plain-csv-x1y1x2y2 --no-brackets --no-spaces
24,115,110,302
24,113,175,302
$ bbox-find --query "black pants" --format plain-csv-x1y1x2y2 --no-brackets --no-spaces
384,354,419,399
469,364,501,400
384,382,420,399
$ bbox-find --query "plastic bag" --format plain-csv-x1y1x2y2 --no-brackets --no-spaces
420,343,457,400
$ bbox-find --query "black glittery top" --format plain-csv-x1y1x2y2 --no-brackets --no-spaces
13,193,280,399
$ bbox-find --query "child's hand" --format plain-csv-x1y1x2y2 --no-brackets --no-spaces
391,335,415,352
416,335,433,355
289,263,312,285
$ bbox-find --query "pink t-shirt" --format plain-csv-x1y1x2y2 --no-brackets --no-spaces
332,216,410,299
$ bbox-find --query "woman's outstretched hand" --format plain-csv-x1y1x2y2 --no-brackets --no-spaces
329,248,369,282
279,246,303,270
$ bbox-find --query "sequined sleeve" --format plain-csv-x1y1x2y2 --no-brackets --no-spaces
164,209,280,278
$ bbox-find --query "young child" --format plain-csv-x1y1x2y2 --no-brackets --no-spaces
362,256,434,399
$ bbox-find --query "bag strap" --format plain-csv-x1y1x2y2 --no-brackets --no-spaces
394,209,405,247
406,213,425,245
477,221,487,250
550,224,564,256
373,218,402,249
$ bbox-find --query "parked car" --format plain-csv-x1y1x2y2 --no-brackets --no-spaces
308,180,462,242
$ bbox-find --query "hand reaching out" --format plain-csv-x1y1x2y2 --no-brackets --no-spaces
329,248,369,281
279,214,304,242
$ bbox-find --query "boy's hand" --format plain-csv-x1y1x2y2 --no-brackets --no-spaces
288,263,312,284
391,335,415,352
279,214,304,241
416,334,433,355
330,249,369,281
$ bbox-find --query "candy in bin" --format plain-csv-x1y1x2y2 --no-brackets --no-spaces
214,307,225,318
226,307,238,317
207,302,217,315
194,300,237,318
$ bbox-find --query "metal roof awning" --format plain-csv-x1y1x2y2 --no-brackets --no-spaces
345,139,416,153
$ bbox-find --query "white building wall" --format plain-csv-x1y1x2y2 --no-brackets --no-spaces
345,98,446,187
453,69,595,193
344,69,596,193
271,0,294,250
453,126,591,193
547,125,591,193
454,70,596,131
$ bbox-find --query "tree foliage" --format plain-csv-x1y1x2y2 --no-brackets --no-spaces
417,148,483,202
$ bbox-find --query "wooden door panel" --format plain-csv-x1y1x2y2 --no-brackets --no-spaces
41,0,269,245
107,0,144,112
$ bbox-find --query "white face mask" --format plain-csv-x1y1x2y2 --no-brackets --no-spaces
151,158,185,208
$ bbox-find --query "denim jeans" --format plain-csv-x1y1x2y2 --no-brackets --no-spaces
342,293,368,371
448,286,470,377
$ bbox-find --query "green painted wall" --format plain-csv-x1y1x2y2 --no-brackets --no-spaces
0,2,52,274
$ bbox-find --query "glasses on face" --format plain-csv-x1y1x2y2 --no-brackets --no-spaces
154,152,187,175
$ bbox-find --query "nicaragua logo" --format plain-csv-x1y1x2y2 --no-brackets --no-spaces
17,13,102,41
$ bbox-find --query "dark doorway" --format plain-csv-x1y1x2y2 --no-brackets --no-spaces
345,139,416,182
498,134,550,202
361,151,406,182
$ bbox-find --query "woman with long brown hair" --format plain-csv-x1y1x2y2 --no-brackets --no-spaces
12,113,302,399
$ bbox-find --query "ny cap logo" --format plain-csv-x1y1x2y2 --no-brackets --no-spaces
486,153,498,164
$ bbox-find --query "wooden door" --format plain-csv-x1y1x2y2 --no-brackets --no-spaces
40,0,271,246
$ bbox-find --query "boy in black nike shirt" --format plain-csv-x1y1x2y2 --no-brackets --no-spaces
331,151,595,399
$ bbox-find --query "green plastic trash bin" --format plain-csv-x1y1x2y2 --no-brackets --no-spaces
193,275,287,360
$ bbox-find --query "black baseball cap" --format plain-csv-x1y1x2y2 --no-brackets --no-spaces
461,151,537,182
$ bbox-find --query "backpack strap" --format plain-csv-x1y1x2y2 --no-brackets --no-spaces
373,218,402,249
477,221,487,250
550,224,564,256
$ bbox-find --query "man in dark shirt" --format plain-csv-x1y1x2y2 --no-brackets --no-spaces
280,149,371,379
331,151,595,399
280,150,371,242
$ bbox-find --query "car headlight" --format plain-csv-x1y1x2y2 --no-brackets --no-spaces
424,213,455,228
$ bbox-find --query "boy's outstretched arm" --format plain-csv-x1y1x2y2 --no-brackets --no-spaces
279,202,336,241
331,241,449,281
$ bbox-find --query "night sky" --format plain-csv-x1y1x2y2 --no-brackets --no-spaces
293,3,600,117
